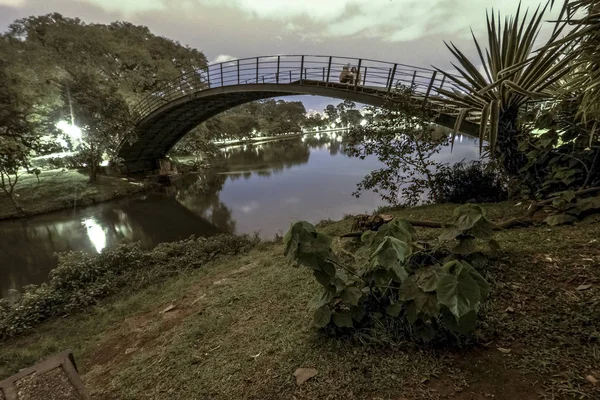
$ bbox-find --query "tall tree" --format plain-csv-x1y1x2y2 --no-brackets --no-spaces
5,14,208,107
63,71,134,182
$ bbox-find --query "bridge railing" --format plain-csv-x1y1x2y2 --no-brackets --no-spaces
132,55,465,122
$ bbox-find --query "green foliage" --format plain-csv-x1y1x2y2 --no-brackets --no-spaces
346,85,450,206
434,1,574,168
517,99,600,200
283,209,492,342
543,193,600,226
432,161,508,204
439,204,499,254
0,234,259,339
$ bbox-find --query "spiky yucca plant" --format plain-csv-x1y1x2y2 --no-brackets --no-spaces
552,0,600,135
434,2,575,176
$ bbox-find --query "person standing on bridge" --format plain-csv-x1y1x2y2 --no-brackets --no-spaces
340,64,352,84
350,66,361,86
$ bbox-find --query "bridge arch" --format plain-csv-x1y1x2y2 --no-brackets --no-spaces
119,55,477,173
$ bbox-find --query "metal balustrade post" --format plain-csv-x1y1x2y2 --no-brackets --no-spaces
411,71,417,88
207,66,210,87
289,70,292,83
304,68,307,80
363,67,368,86
220,63,224,87
256,57,259,84
276,56,280,84
354,59,362,90
300,56,304,84
439,75,446,89
237,60,240,85
326,56,332,84
322,67,325,81
387,64,397,92
424,71,437,100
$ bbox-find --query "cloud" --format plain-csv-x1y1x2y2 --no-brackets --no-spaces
198,0,558,42
77,0,165,13
211,54,237,64
20,0,562,46
0,0,24,5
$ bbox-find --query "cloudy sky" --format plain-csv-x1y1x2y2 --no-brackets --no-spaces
0,0,560,110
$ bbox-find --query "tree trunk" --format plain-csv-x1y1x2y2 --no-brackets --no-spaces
496,108,528,178
88,161,98,183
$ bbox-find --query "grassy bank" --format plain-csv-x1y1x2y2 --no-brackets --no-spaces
0,169,151,220
1,202,599,399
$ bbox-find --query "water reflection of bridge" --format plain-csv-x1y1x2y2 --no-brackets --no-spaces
119,55,480,173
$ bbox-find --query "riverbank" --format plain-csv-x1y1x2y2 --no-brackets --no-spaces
1,202,599,399
0,169,152,220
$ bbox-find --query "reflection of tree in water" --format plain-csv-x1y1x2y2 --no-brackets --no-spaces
172,172,236,233
302,133,349,157
214,138,311,179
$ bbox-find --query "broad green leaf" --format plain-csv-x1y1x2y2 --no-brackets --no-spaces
544,214,578,226
332,311,354,328
386,302,403,317
574,197,600,213
452,205,484,231
414,291,439,317
580,214,600,225
469,269,490,300
390,264,409,283
371,219,414,248
313,270,333,287
284,221,333,270
309,289,334,309
468,219,495,240
322,262,336,277
398,275,419,301
439,226,461,242
437,262,481,320
415,268,439,292
341,287,363,306
441,307,478,334
370,237,411,271
452,237,477,255
313,305,331,328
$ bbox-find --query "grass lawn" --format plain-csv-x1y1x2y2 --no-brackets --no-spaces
0,202,599,399
0,169,150,220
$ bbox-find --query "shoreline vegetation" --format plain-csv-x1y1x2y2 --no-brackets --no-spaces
1,202,598,399
0,169,153,221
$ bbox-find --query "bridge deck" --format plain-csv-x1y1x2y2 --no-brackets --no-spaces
120,55,480,173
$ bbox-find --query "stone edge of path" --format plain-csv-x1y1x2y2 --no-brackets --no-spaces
0,350,90,400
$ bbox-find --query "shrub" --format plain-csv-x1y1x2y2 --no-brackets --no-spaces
0,234,259,339
283,205,495,343
432,161,508,204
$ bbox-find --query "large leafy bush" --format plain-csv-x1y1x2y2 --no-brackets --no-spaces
284,206,494,342
433,162,508,204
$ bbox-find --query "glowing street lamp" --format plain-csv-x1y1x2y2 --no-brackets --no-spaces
56,120,83,144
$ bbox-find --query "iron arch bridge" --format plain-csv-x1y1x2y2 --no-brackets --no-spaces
119,55,478,173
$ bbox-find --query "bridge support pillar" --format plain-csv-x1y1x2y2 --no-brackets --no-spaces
120,158,178,176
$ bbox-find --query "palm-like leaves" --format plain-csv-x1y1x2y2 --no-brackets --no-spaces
550,0,600,123
434,1,575,153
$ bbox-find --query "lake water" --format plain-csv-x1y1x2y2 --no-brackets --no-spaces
0,134,479,297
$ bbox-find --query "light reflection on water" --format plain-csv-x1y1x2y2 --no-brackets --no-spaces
0,135,480,296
